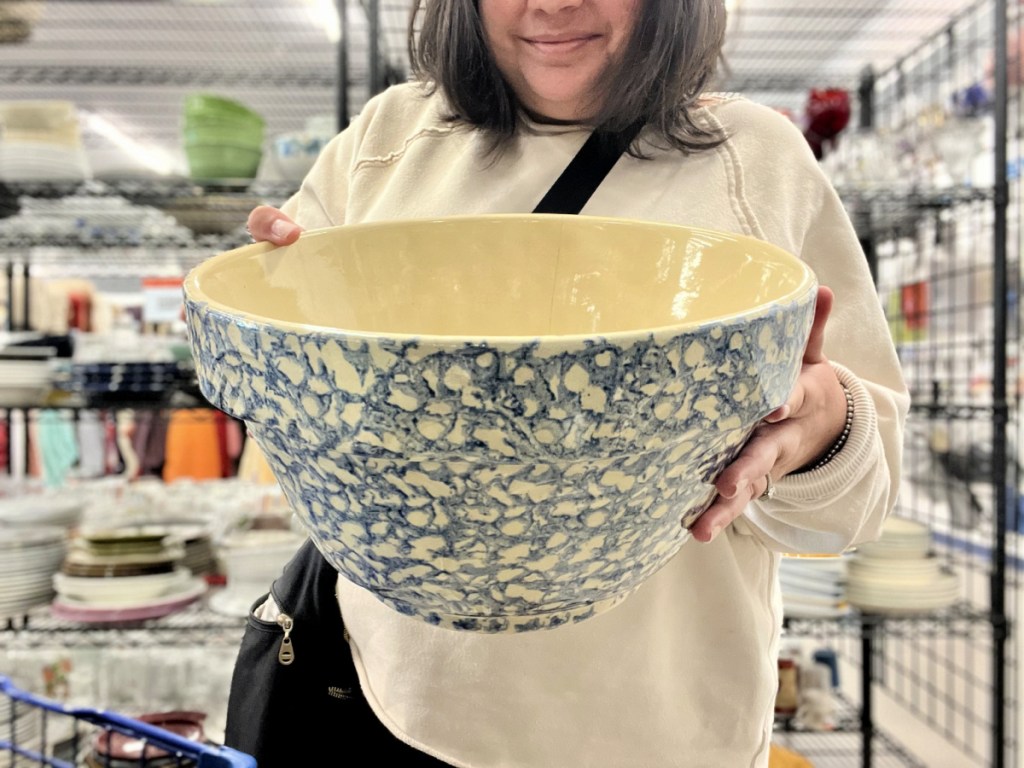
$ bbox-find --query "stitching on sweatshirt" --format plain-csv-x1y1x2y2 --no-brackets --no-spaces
352,126,455,173
700,105,766,242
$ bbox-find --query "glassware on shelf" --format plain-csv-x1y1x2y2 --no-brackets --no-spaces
929,116,988,188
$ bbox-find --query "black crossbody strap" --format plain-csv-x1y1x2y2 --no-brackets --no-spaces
532,120,645,215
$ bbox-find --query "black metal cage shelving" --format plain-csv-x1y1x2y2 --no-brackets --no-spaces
0,2,1019,767
816,2,1019,766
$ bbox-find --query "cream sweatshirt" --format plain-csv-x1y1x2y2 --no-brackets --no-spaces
277,83,910,767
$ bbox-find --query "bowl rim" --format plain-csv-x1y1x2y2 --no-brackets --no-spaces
183,213,818,345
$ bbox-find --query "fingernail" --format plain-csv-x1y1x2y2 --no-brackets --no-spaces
271,219,299,241
707,524,723,542
718,479,742,500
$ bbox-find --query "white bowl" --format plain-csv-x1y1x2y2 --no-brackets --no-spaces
53,567,192,605
218,529,306,584
0,494,83,527
269,130,332,183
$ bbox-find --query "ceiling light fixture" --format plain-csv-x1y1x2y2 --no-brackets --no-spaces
306,0,340,44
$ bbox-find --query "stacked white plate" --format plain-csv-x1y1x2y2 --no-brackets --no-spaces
0,525,67,619
53,566,194,605
0,493,84,528
137,521,219,576
209,529,305,617
51,566,207,624
780,555,850,619
0,142,89,182
855,516,932,560
50,528,207,624
2,194,187,241
846,516,959,615
0,359,54,407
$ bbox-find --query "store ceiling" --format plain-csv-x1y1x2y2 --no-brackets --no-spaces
0,0,982,176
720,0,981,111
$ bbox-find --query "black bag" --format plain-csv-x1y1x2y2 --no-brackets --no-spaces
223,120,644,766
223,538,438,765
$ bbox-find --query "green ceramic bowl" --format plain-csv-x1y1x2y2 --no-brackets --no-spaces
185,143,262,180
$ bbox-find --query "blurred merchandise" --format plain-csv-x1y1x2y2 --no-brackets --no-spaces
780,555,849,620
264,115,334,183
182,93,264,181
775,653,800,718
845,517,960,615
803,87,851,160
51,527,207,625
158,193,260,235
162,410,240,482
0,100,90,182
0,0,42,44
208,528,305,617
0,331,64,407
0,525,67,620
768,744,814,768
90,710,208,766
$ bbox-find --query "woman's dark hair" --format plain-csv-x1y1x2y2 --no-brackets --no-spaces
408,0,728,156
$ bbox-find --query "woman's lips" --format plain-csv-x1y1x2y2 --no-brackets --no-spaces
524,35,599,56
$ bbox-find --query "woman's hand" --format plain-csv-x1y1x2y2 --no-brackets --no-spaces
247,205,303,245
688,286,849,543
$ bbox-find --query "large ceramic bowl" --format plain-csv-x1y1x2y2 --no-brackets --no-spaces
183,215,817,632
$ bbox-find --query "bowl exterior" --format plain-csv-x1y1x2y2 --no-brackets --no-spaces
271,132,331,182
183,123,265,148
185,281,815,632
185,144,262,180
183,93,265,126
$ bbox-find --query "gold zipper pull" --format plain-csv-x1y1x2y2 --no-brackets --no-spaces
277,613,295,665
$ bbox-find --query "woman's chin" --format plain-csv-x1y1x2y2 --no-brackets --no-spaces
519,94,595,123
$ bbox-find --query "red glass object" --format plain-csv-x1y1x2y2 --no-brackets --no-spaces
803,88,852,159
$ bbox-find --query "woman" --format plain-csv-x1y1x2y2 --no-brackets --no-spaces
229,0,909,765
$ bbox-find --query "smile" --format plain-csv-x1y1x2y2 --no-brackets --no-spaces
524,35,599,55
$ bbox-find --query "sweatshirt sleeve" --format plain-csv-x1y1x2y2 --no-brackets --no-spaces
278,129,352,228
739,141,911,554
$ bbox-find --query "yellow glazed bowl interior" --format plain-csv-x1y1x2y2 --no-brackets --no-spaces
184,214,817,632
189,216,810,337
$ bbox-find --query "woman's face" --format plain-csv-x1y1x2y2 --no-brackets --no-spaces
479,0,641,121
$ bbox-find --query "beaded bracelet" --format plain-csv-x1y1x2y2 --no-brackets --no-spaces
803,383,855,472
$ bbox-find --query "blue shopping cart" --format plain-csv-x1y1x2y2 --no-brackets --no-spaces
0,675,256,767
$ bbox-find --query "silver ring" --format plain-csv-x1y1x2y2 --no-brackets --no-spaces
758,473,776,501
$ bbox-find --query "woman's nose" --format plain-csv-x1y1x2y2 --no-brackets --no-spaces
527,0,586,13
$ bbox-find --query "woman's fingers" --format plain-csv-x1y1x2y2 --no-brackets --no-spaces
804,285,834,365
713,426,780,499
247,205,303,245
690,492,749,543
690,426,781,543
763,286,832,424
688,286,839,544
